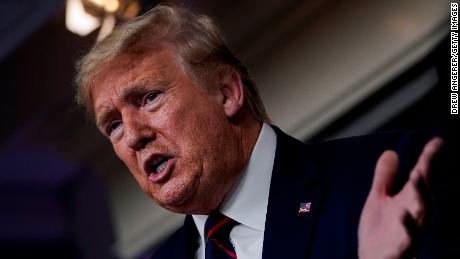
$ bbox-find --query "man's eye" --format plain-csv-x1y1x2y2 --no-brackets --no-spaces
145,92,160,104
107,120,122,135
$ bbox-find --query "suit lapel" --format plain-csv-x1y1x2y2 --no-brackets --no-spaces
262,126,325,259
157,215,198,259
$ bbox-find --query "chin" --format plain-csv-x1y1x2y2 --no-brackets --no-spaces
153,186,197,213
148,172,224,214
165,203,217,215
160,191,222,215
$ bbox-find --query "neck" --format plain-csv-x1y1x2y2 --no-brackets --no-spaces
232,107,263,170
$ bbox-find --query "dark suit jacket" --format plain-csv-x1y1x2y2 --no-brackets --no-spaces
152,126,453,259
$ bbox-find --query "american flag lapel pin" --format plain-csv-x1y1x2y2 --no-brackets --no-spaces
298,202,311,215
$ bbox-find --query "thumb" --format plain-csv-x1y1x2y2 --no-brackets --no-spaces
371,150,399,197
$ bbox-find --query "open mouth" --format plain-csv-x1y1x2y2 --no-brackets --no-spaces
144,155,176,183
149,156,170,174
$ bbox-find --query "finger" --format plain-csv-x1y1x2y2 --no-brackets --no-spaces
371,150,399,196
412,137,443,185
398,173,428,226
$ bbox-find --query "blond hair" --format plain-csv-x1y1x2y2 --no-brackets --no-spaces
75,5,270,122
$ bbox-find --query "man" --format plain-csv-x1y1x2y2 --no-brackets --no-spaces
75,5,445,259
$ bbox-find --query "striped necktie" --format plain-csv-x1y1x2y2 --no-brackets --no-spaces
204,211,240,259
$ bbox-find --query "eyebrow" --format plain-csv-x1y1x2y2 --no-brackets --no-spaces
95,79,171,130
95,105,114,133
120,83,149,102
121,76,173,99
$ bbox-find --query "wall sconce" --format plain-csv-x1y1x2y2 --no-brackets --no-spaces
65,0,141,40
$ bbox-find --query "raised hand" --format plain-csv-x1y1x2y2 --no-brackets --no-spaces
358,137,443,259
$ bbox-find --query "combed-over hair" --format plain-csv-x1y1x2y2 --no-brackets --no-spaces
75,5,270,122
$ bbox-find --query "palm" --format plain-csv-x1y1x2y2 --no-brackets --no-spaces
358,138,443,259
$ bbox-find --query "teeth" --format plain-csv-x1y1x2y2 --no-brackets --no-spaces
156,160,167,173
147,156,170,174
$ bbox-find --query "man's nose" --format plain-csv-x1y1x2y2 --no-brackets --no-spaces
124,114,155,150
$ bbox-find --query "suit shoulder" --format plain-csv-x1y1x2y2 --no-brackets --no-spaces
305,128,440,158
305,128,440,195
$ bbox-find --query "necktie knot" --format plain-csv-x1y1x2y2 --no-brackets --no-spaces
204,211,239,259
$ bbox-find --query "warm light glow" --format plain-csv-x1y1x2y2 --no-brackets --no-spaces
87,0,120,13
123,1,141,20
104,0,120,13
87,0,105,7
97,14,117,41
66,0,140,37
65,0,101,36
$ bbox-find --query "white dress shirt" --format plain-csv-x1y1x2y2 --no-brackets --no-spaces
192,123,277,259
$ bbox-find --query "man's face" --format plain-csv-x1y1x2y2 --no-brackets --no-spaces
90,46,245,214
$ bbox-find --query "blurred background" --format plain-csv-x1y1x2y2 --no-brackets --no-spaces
0,0,458,258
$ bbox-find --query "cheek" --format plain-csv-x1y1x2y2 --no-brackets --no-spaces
170,110,220,156
177,114,229,175
157,94,231,174
158,103,208,148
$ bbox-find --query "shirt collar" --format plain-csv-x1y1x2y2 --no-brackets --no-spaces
192,123,277,234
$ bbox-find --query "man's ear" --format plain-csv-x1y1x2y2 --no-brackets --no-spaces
218,69,244,118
